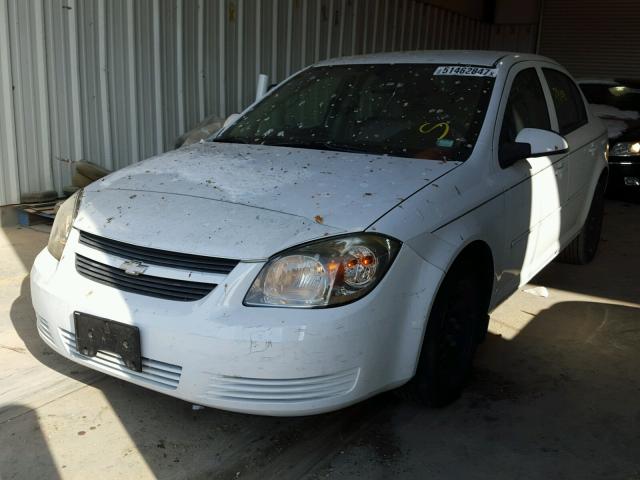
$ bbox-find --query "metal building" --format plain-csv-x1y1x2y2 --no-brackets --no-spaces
0,0,538,206
538,0,640,79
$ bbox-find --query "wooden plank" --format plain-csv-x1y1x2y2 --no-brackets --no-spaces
16,200,58,209
15,200,59,226
22,205,57,215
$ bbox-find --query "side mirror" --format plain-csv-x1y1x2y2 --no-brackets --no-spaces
223,113,242,128
500,128,569,169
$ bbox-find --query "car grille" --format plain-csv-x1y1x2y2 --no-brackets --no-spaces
78,230,239,275
59,327,182,390
76,254,216,302
200,369,359,403
37,316,55,344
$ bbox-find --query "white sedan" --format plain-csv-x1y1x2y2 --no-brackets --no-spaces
31,51,608,415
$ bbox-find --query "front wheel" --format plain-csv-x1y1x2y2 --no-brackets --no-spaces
401,261,486,407
557,179,605,265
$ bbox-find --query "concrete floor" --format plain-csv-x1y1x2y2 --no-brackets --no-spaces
1,200,639,480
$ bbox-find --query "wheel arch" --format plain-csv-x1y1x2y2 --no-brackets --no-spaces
413,238,495,369
599,165,609,188
401,238,496,399
575,163,609,230
448,240,495,314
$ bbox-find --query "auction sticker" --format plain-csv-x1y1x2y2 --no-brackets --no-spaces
433,66,497,77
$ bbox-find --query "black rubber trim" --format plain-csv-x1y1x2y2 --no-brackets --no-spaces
78,230,239,275
75,254,216,302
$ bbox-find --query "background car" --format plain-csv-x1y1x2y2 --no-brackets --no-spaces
578,79,640,198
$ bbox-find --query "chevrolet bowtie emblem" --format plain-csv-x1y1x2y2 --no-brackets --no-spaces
120,260,148,276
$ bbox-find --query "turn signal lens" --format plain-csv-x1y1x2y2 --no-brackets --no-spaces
343,246,378,288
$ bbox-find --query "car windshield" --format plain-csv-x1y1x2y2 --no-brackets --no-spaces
580,82,640,113
215,64,496,162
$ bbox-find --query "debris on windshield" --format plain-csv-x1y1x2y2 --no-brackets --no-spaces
314,215,324,224
216,64,494,162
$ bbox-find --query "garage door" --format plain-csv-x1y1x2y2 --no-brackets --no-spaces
539,0,640,79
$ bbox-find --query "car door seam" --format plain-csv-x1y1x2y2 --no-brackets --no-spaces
364,162,464,231
431,136,601,234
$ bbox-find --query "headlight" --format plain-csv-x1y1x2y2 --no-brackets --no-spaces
47,190,82,260
244,234,401,308
610,141,640,157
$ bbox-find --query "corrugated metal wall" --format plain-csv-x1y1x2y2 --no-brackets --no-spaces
0,0,537,206
539,0,640,79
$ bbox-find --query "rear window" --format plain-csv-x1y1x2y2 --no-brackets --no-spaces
543,68,588,135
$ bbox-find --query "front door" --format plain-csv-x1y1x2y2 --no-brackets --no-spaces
496,65,569,293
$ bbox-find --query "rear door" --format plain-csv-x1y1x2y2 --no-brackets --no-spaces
541,67,596,241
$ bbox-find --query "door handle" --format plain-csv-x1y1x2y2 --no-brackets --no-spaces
588,144,597,155
553,162,565,176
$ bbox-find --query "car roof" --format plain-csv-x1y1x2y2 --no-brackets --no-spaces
314,50,559,69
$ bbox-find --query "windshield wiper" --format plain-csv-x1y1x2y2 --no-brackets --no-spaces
215,137,379,155
214,137,250,144
260,140,375,155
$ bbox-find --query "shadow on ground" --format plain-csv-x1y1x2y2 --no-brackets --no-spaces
0,405,59,480
534,197,640,306
10,275,99,381
3,201,640,479
303,300,640,480
6,297,639,479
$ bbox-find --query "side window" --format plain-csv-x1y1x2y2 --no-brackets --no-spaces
543,68,588,135
500,68,551,145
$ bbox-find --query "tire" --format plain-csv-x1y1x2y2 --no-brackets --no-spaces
174,115,223,149
75,161,111,181
20,190,58,204
400,260,486,407
71,172,93,188
63,185,80,197
557,179,605,265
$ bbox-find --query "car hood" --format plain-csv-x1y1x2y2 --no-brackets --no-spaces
75,142,458,260
590,103,640,140
612,125,640,143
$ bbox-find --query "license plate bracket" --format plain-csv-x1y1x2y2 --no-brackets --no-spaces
74,312,142,372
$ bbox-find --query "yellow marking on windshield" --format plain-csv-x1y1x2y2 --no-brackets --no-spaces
418,121,450,139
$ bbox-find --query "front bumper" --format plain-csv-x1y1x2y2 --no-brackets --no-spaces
608,158,640,189
31,229,441,416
